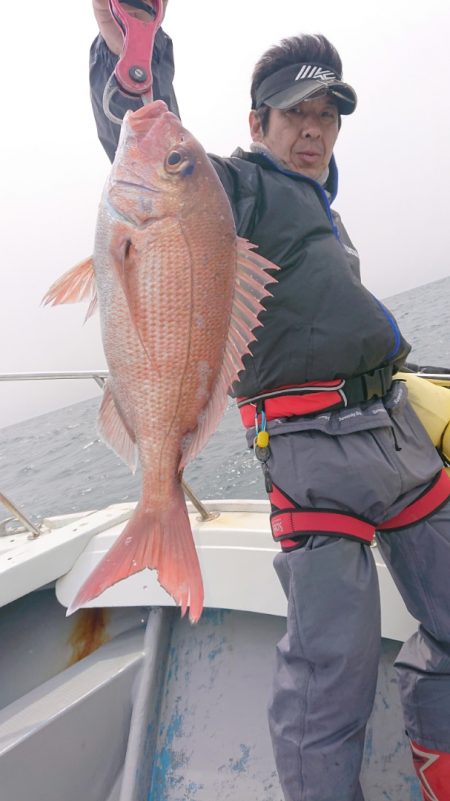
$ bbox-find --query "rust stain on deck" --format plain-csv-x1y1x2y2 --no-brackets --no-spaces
66,608,110,667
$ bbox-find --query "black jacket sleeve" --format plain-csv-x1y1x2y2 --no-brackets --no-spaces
89,28,180,163
89,34,247,236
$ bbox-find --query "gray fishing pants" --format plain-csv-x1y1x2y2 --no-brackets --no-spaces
260,384,450,801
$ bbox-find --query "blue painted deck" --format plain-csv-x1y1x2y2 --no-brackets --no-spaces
0,595,422,800
124,608,421,801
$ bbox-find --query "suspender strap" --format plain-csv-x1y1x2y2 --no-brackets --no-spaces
269,469,450,551
378,469,450,531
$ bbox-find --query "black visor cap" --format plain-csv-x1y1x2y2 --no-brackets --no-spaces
254,63,357,115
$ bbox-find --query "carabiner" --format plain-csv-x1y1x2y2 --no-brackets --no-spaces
254,403,266,436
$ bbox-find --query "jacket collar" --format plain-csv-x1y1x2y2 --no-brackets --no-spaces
230,147,339,203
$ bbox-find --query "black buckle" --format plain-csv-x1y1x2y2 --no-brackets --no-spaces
361,366,392,400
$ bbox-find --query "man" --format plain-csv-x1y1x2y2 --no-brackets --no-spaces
89,5,450,800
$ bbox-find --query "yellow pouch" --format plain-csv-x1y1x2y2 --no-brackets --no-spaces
397,372,450,460
443,426,450,463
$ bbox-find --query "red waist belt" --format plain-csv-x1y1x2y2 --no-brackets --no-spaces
237,367,395,427
238,381,345,428
270,469,450,550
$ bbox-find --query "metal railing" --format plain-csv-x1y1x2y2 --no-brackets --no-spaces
0,371,109,388
416,373,450,382
0,371,216,538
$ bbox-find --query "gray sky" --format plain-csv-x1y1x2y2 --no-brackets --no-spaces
1,0,450,428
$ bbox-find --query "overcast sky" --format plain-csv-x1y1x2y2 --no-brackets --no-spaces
1,0,450,428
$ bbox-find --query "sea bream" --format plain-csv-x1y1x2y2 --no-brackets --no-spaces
43,100,277,622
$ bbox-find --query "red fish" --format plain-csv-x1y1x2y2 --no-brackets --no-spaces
43,101,277,621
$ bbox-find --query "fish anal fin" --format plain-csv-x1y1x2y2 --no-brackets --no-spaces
67,483,204,623
98,382,138,473
42,257,97,311
180,238,279,467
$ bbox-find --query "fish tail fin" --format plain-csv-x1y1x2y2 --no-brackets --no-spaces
67,484,204,623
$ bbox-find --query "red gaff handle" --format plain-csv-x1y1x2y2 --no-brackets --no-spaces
108,0,163,96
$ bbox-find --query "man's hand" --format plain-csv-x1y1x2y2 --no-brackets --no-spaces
92,0,168,55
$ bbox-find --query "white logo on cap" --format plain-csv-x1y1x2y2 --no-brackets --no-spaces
295,65,336,83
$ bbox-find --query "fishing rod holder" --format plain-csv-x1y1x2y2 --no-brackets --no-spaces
181,480,220,523
0,492,41,539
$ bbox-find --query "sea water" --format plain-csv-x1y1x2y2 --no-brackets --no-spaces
1,276,450,525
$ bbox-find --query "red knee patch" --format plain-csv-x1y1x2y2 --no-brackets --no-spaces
410,740,450,801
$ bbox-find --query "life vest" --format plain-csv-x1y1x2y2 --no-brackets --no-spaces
208,150,411,401
237,365,394,427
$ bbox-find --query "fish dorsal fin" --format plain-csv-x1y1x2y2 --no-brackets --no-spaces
180,238,278,467
97,381,138,473
42,258,97,319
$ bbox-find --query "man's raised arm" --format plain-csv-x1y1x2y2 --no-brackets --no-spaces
90,0,178,161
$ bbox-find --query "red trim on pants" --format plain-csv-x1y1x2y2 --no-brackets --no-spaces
269,470,450,550
378,470,450,531
410,739,450,801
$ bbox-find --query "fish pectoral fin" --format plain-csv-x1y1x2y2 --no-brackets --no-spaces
97,382,138,473
113,241,158,370
42,257,97,316
180,238,279,468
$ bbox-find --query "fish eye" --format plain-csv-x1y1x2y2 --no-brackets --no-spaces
164,148,195,176
167,151,182,166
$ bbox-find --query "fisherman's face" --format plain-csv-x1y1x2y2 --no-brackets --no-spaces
250,94,340,180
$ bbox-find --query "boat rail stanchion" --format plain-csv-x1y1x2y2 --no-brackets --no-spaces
0,492,42,539
92,374,107,389
181,479,219,522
